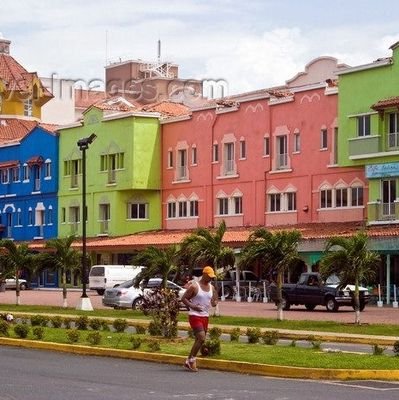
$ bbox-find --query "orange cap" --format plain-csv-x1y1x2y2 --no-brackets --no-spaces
202,266,216,278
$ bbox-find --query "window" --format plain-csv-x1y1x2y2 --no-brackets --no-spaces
263,137,270,156
100,153,124,183
388,113,399,148
320,189,332,208
177,149,188,180
320,129,328,149
24,98,32,117
44,161,51,178
128,203,148,219
189,200,198,217
17,209,22,226
218,198,229,215
23,164,29,181
99,204,110,233
168,151,173,168
239,140,246,159
287,192,296,211
213,144,219,162
178,201,187,217
333,127,338,164
47,207,53,225
28,209,33,225
335,188,348,208
61,207,66,223
11,166,19,182
191,147,197,165
294,133,301,152
68,159,81,188
0,169,8,184
269,193,281,212
233,196,242,214
276,135,288,169
224,142,235,175
167,202,176,218
351,187,364,207
69,206,80,223
357,115,371,137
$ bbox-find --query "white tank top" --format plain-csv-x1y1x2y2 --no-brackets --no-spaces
188,281,213,317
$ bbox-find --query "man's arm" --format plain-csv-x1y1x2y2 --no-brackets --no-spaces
211,284,218,307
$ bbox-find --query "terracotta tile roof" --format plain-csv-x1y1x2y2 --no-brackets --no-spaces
0,54,52,97
140,101,191,118
371,96,399,111
75,89,106,109
80,222,399,251
0,118,58,145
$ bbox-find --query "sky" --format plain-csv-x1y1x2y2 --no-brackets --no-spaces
2,0,399,95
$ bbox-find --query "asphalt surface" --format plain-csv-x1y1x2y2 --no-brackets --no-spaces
2,346,399,400
1,288,398,324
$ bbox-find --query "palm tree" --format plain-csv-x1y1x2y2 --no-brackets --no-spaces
320,231,380,324
180,220,235,315
132,245,180,288
0,240,38,305
43,235,81,308
239,228,302,321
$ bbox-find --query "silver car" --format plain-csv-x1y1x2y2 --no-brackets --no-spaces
102,278,186,310
5,277,28,290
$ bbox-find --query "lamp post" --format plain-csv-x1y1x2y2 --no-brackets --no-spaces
76,133,96,311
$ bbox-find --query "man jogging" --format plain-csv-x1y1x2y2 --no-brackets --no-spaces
181,266,218,372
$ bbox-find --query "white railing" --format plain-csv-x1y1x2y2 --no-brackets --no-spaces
224,159,235,175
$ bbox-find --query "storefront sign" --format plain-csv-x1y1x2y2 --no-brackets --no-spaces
366,162,399,178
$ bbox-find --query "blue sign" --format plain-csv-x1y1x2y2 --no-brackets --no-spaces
366,163,399,178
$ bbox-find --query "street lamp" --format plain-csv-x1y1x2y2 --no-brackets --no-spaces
76,133,97,311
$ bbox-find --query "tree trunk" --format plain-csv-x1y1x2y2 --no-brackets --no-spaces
276,272,284,321
62,271,68,308
15,274,20,306
354,281,360,325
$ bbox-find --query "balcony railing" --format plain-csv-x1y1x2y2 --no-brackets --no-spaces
276,153,288,169
108,169,116,184
99,220,109,234
177,166,188,180
34,178,40,192
368,201,399,223
69,222,79,234
223,159,235,175
388,132,399,148
70,174,78,188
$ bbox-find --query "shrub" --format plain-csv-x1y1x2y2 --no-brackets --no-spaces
112,319,128,333
262,330,279,345
208,327,222,340
372,344,386,355
30,315,49,327
311,340,322,350
14,324,30,338
147,339,161,352
50,316,63,328
75,316,89,330
134,325,146,334
129,336,142,350
89,318,102,331
148,321,162,336
100,320,110,331
63,317,73,329
66,329,80,343
140,287,180,338
202,339,221,356
290,340,297,347
87,331,102,345
0,320,9,336
32,326,45,340
393,340,399,356
246,327,261,344
230,327,241,342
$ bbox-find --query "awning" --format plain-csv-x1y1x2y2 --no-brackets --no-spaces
27,156,44,167
0,160,19,169
371,96,399,112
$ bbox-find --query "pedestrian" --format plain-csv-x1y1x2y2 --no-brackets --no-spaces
181,266,218,372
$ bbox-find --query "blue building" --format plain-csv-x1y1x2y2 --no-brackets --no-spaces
0,119,59,287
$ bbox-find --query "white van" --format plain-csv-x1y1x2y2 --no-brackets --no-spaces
89,265,144,295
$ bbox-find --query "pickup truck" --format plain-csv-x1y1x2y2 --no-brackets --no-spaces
269,272,370,312
217,270,262,299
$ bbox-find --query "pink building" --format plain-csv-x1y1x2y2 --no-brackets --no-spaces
161,57,366,230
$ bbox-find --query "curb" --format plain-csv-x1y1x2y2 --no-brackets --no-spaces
1,337,399,381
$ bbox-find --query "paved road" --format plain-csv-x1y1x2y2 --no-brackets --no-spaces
1,289,398,324
1,346,398,400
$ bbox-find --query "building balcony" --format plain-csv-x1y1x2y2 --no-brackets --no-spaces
367,201,399,224
348,134,399,160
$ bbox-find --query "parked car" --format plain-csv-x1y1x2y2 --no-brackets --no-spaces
102,278,186,310
269,272,370,312
5,277,28,290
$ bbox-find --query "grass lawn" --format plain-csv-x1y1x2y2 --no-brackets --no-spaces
1,304,399,337
2,325,399,370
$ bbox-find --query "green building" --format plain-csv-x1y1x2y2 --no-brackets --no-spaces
58,100,162,263
337,42,399,302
